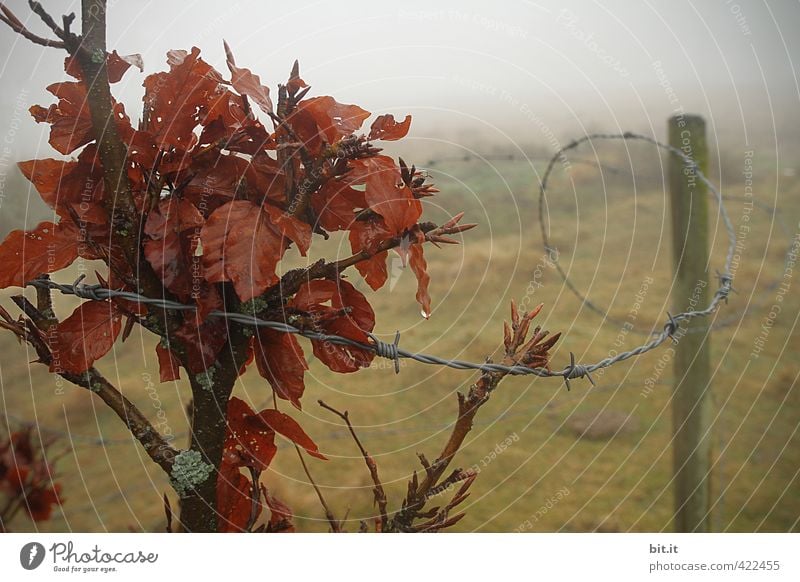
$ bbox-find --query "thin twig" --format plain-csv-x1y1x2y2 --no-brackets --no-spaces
293,443,340,532
318,400,388,531
28,1,67,41
163,494,173,533
0,2,65,48
10,295,50,329
1,305,178,474
245,466,261,532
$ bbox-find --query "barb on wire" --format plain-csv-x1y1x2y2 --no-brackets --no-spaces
24,132,735,388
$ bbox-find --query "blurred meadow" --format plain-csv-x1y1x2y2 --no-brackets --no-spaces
2,137,798,532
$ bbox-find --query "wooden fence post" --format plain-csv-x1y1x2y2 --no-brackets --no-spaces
668,114,712,532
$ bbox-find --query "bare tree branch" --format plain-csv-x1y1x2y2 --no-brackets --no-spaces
28,1,69,42
163,493,173,533
389,302,559,531
293,444,340,532
0,308,177,474
318,400,388,531
244,466,262,532
0,2,65,48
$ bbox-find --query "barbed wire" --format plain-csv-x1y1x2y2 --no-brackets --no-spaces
25,132,734,389
538,132,736,342
422,152,631,176
535,137,789,335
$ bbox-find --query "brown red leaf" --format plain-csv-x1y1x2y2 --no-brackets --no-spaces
264,205,312,256
17,157,106,224
224,41,273,114
64,50,143,84
348,216,392,291
48,301,123,374
223,397,277,471
156,343,181,382
0,221,82,289
30,81,93,154
311,180,366,232
217,460,260,533
253,328,308,409
257,409,326,460
408,243,432,318
368,114,412,141
265,489,295,532
291,279,375,373
173,315,228,374
143,235,189,297
144,198,204,297
295,96,370,144
349,156,422,234
144,198,205,238
24,482,62,522
29,82,133,156
142,47,226,150
200,200,287,301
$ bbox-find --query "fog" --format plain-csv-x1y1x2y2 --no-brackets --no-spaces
0,0,798,161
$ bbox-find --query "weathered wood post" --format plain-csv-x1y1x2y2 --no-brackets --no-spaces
668,114,712,532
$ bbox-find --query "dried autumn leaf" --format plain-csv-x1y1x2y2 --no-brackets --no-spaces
142,47,225,150
200,200,286,301
224,397,277,471
257,409,326,460
25,483,62,522
18,147,108,224
368,114,412,141
296,96,370,144
48,301,123,374
145,198,205,237
217,460,259,533
253,328,308,409
265,489,295,532
0,221,81,289
291,279,375,373
173,315,228,374
156,343,181,382
181,154,249,202
64,50,143,84
29,81,134,156
348,216,392,291
264,205,312,256
29,81,93,155
144,197,204,297
408,243,432,318
223,40,273,114
350,156,422,234
311,180,366,232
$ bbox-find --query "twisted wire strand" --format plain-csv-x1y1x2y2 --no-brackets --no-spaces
538,132,737,336
26,132,735,388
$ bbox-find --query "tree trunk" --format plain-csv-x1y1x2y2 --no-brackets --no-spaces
178,321,251,532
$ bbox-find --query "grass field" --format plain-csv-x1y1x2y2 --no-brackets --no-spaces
2,142,799,532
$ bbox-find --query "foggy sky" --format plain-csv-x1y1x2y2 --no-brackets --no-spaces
0,0,798,158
